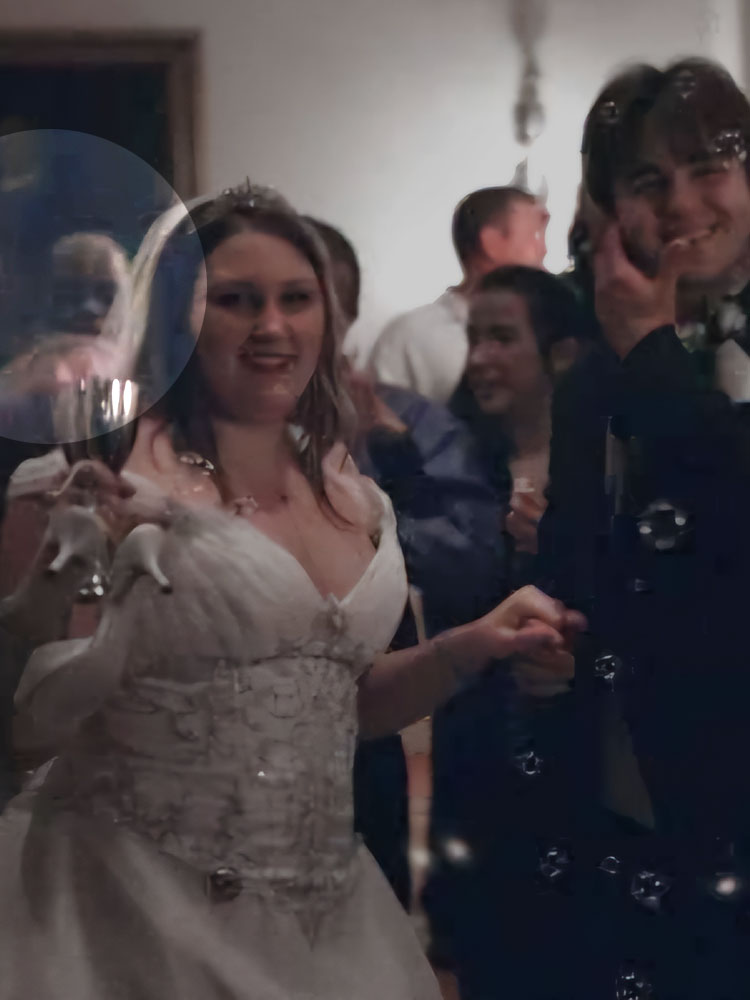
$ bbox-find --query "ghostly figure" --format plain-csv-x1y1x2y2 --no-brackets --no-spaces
48,233,130,337
0,234,131,451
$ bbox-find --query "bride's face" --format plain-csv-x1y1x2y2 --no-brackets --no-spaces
191,228,325,424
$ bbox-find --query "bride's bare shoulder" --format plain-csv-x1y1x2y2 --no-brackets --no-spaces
321,442,391,537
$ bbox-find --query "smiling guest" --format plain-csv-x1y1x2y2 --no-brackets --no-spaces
422,270,589,997
369,188,549,404
584,58,750,394
451,266,586,567
519,58,750,999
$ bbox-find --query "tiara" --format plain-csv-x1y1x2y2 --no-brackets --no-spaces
215,178,293,213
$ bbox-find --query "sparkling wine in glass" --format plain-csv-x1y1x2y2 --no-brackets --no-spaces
53,377,140,599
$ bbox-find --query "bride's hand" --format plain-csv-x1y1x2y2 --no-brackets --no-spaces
50,460,170,543
53,460,134,507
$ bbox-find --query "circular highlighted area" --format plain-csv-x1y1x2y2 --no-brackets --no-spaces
0,129,205,448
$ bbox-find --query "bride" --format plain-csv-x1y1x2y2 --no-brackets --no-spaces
0,184,580,999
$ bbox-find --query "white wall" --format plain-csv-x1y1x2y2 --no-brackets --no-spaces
0,0,744,361
707,0,747,85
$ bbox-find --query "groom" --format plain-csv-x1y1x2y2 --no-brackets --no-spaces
456,58,750,1000
540,58,750,997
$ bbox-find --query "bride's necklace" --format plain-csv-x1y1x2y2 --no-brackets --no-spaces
228,475,322,586
229,490,289,516
176,451,291,516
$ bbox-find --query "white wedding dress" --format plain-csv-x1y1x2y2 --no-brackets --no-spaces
0,451,441,999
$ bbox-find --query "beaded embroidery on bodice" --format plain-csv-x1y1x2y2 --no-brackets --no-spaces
39,495,408,931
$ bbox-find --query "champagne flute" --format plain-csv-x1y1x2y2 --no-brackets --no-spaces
53,377,140,600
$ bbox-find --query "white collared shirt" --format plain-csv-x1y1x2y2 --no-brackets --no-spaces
368,289,469,404
677,292,750,403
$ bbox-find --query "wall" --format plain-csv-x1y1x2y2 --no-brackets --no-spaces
0,0,744,361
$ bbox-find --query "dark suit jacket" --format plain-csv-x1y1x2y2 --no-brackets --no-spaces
539,324,750,858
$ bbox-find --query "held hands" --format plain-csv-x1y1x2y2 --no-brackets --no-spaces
593,222,695,359
440,586,586,677
512,648,575,698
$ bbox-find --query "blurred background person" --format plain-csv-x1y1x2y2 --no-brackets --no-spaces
0,231,130,809
9,231,131,379
307,217,505,632
423,266,590,999
453,266,586,552
46,232,130,337
369,188,548,404
0,232,131,507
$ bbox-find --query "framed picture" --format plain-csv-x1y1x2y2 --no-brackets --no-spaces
0,30,200,196
0,31,201,354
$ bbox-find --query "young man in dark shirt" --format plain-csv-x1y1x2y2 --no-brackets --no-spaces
520,58,750,999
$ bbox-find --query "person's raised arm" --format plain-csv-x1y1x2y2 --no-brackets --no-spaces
594,222,750,474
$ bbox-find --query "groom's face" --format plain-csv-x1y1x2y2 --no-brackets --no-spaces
612,111,750,287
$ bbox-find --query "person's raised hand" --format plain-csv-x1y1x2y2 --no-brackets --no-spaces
346,368,408,436
506,490,547,555
593,222,698,359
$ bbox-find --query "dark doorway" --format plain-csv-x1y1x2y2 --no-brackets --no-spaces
0,32,200,196
0,64,173,184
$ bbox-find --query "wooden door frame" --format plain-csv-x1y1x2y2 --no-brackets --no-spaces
0,30,202,197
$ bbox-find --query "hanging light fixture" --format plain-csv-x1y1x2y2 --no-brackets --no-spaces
509,0,548,202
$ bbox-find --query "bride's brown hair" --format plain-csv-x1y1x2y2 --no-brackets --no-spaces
136,182,354,496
